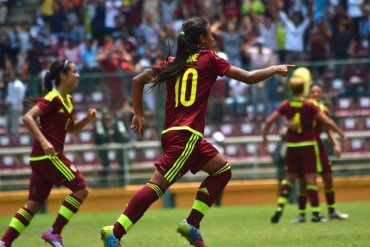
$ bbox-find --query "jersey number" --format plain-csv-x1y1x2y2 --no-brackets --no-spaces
175,68,198,107
293,113,302,134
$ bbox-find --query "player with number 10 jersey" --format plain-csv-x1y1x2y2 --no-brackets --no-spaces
163,50,231,135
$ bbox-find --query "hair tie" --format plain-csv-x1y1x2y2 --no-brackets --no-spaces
180,31,185,37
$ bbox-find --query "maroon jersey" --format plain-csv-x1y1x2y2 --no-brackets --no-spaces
162,50,231,136
30,88,74,157
277,99,320,144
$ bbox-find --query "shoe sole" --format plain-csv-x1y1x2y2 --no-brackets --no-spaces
177,228,207,247
41,236,63,247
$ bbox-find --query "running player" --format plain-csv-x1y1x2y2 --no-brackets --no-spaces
100,17,295,247
0,60,97,247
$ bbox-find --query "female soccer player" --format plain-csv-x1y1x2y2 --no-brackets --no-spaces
262,78,347,224
0,60,97,247
100,17,294,247
291,83,348,223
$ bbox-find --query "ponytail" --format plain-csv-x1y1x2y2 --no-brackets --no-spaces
149,17,208,91
44,70,54,92
25,60,71,106
43,59,71,92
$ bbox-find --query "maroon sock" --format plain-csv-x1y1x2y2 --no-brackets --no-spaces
2,207,34,245
113,182,165,239
187,164,232,229
276,179,293,209
306,185,320,217
297,194,307,215
325,188,335,213
52,195,82,234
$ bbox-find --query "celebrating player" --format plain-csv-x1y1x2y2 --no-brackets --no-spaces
262,77,347,224
100,17,294,247
290,83,348,223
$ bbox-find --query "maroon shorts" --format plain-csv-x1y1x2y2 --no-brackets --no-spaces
317,140,332,174
28,154,87,204
155,130,219,183
285,145,318,176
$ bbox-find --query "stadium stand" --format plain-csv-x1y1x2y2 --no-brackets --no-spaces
335,97,355,117
0,1,369,193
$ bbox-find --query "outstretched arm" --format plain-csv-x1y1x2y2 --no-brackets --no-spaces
225,64,295,85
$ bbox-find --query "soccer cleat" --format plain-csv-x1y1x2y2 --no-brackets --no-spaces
311,214,327,223
329,210,349,220
291,214,306,224
177,220,207,247
41,227,64,247
270,210,282,223
100,226,121,247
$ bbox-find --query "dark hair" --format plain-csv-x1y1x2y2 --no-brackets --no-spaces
44,59,72,92
309,82,323,90
25,60,72,105
149,17,209,91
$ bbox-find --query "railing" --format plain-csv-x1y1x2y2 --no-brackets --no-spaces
1,131,369,191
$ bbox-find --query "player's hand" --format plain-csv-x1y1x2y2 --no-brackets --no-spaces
86,108,98,122
41,139,56,156
333,144,342,158
262,136,268,148
284,119,300,132
275,64,296,77
131,115,145,138
341,136,349,151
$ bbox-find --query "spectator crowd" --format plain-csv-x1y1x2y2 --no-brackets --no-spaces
0,0,369,145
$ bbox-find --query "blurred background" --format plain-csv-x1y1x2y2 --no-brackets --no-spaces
0,0,369,195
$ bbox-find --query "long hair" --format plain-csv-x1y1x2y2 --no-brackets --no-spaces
149,17,209,91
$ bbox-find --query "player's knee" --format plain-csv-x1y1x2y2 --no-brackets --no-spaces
25,200,43,214
73,188,89,201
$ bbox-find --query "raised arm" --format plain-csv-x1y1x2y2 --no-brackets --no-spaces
225,64,295,85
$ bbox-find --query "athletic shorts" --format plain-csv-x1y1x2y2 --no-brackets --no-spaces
28,154,87,204
285,145,319,176
155,130,219,183
317,140,332,174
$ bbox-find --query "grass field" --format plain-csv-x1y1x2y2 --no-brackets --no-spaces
1,202,369,247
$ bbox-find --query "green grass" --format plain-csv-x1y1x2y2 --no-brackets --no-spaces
1,202,369,247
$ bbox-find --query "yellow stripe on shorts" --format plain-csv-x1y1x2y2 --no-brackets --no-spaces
164,133,199,182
